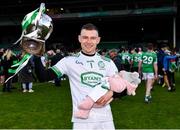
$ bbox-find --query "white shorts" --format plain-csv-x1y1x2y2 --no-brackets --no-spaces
142,73,154,80
73,121,115,130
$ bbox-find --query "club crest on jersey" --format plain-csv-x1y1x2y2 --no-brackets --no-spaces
81,72,103,87
98,61,105,70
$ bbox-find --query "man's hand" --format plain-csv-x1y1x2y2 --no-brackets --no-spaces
96,90,113,106
154,73,158,80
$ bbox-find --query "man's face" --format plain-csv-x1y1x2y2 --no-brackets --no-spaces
109,52,114,59
109,51,117,59
78,29,101,55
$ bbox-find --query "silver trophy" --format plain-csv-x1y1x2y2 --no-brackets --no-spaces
14,3,53,55
5,3,53,83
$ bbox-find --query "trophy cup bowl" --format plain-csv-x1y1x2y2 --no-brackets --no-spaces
21,13,53,56
21,39,45,56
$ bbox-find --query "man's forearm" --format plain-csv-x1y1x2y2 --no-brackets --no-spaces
34,56,57,82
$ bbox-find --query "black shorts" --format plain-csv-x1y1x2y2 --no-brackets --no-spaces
158,66,164,75
131,67,138,72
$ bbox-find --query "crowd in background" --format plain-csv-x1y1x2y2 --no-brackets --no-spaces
0,43,179,103
99,42,180,102
0,48,66,92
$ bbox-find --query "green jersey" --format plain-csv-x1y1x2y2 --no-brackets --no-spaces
132,53,141,67
140,51,157,73
121,52,131,65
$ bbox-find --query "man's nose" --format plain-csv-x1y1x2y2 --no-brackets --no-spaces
86,38,92,42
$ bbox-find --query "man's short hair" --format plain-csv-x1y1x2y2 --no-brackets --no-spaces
109,49,118,53
81,23,98,32
147,43,153,50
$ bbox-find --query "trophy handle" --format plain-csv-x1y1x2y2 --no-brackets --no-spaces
35,3,45,27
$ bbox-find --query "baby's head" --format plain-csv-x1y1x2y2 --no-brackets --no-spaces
119,70,141,86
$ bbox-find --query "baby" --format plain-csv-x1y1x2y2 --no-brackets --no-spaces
75,70,141,119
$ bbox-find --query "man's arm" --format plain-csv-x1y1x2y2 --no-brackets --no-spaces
138,60,142,74
153,63,158,80
96,90,113,106
34,56,57,82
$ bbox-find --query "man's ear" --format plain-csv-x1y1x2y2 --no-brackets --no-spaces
78,35,81,43
96,37,101,45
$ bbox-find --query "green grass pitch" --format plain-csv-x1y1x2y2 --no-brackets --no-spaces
0,72,180,129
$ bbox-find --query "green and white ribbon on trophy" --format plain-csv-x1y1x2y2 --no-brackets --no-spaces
5,3,53,83
5,53,32,83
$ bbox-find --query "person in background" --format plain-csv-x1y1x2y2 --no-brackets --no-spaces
46,50,56,68
138,43,158,103
109,49,121,71
157,43,167,86
109,49,127,99
18,52,35,93
121,47,131,71
163,49,177,91
2,49,19,92
131,48,141,72
98,49,108,57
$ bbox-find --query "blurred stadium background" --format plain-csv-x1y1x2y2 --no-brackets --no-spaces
0,1,180,129
0,0,179,50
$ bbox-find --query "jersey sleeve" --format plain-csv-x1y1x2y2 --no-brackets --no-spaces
51,57,69,77
107,60,118,76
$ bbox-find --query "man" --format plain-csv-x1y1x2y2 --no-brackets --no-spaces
34,23,118,129
163,49,177,91
157,43,167,85
131,48,141,72
138,43,158,103
109,49,121,71
2,49,19,92
109,49,128,99
121,47,131,71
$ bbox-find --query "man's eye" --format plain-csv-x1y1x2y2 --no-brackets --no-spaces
81,36,97,40
91,37,97,40
82,36,88,39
